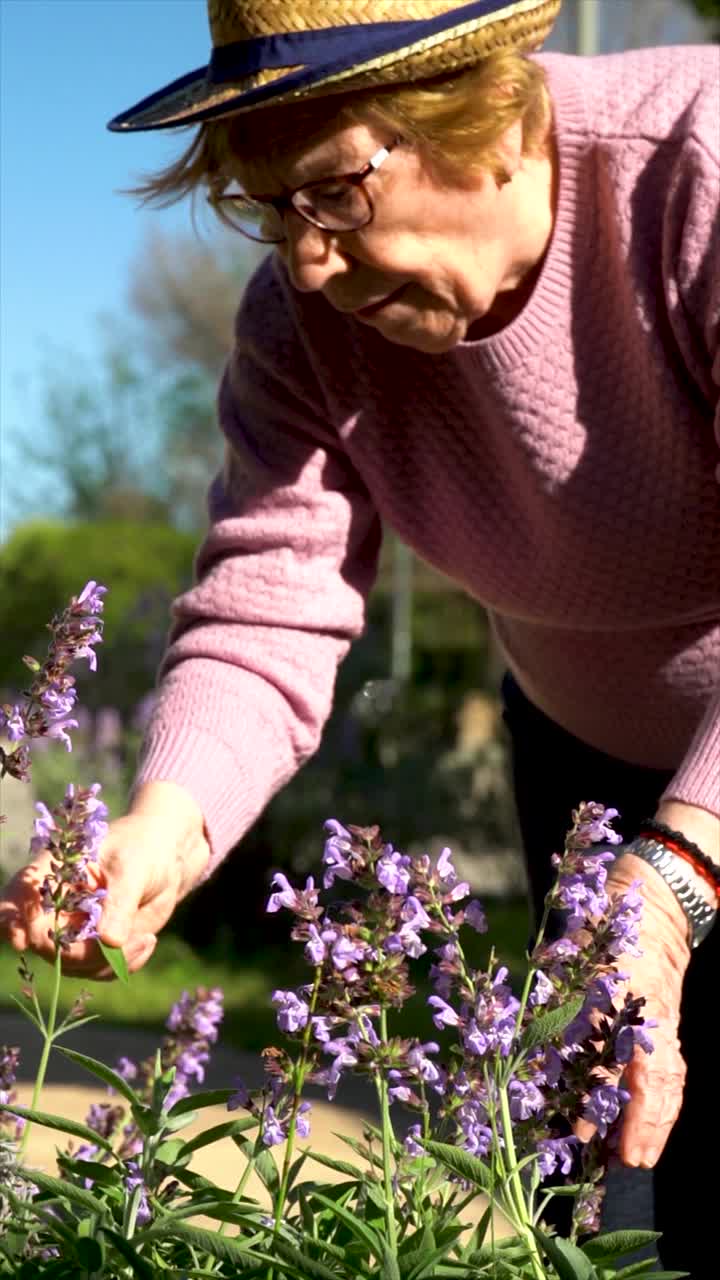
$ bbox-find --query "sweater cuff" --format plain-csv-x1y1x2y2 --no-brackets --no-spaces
660,712,720,820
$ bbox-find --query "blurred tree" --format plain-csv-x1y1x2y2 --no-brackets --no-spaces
685,0,720,34
17,231,264,533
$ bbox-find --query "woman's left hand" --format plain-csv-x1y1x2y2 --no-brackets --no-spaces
574,852,690,1168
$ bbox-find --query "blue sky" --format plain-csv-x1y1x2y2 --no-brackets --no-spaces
0,0,711,536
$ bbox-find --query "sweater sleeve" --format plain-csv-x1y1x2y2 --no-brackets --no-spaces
133,259,382,871
659,119,720,820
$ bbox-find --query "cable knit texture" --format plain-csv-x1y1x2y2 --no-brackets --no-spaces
135,47,720,873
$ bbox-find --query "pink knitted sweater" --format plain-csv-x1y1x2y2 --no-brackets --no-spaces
136,47,720,873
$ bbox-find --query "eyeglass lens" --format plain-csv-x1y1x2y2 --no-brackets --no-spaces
221,179,371,242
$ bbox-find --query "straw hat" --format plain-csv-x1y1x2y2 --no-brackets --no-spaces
108,0,562,133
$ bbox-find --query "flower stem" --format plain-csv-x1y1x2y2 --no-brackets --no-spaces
272,969,322,1239
376,1008,398,1258
498,1085,546,1280
18,946,62,1162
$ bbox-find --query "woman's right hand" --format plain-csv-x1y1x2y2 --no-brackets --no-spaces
0,782,211,980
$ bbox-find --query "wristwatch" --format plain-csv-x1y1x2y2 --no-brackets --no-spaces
622,835,718,949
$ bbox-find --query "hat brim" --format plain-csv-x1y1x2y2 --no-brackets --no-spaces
107,0,557,132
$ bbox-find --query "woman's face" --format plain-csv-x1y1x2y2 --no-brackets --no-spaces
238,117,556,353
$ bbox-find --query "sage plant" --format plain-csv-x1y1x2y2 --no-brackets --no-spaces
227,804,654,1275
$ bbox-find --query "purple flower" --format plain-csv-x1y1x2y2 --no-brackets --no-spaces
227,1079,250,1112
376,848,412,896
85,1102,124,1142
311,1016,334,1043
159,987,224,1107
77,580,108,614
44,718,80,752
457,1099,497,1157
464,900,488,933
404,1123,424,1157
271,990,310,1034
428,996,460,1029
262,1105,287,1147
605,885,644,957
319,1037,360,1100
583,1083,631,1138
508,1079,546,1121
266,872,319,916
529,971,554,1007
536,1136,578,1178
322,820,355,888
1,706,26,741
325,931,367,977
115,1057,138,1082
615,1022,655,1064
176,1048,206,1084
304,924,327,966
124,1161,151,1226
295,1101,312,1139
385,925,426,959
39,687,77,721
436,847,459,886
56,887,107,948
583,804,623,846
555,871,608,932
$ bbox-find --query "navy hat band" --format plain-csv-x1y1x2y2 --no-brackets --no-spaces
208,1,511,85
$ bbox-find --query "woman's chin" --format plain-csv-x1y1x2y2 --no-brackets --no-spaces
364,306,466,353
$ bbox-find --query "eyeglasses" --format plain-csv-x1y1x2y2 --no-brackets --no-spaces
209,139,400,243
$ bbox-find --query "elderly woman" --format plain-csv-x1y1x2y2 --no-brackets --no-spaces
1,0,718,1269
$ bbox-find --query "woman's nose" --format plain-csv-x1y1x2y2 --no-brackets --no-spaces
280,214,351,293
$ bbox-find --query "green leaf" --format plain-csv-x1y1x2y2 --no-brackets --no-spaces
335,1131,385,1171
56,1046,140,1106
163,1222,272,1270
233,1135,279,1195
532,1227,599,1280
309,1188,384,1259
406,1242,462,1280
75,1238,103,1270
306,1149,367,1179
1,1103,113,1153
272,1236,344,1280
98,1227,156,1280
57,1155,121,1188
520,994,585,1053
614,1271,688,1280
422,1140,494,1194
631,1274,689,1279
177,1115,257,1158
97,939,130,983
159,1109,199,1134
161,1164,238,1199
583,1231,662,1262
139,1199,263,1236
5,1188,78,1248
22,1168,110,1218
168,1087,241,1116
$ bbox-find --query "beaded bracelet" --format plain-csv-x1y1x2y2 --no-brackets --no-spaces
638,818,720,897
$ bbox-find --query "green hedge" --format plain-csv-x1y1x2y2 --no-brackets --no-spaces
0,519,196,715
